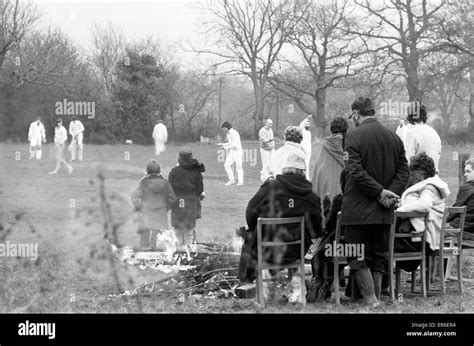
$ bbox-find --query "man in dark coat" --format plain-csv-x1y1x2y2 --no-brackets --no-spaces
168,149,205,245
238,152,322,283
341,97,409,307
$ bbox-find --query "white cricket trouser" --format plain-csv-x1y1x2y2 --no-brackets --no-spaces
260,148,274,182
224,149,243,184
154,140,166,156
29,138,43,159
69,133,83,161
53,144,69,171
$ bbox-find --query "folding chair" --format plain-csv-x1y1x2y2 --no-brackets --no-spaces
256,217,306,309
428,206,467,294
388,211,429,301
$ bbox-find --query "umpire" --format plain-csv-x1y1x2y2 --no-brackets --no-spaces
341,97,409,307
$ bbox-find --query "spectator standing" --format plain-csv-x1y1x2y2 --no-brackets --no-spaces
341,97,409,307
131,160,177,249
311,116,348,204
168,149,205,246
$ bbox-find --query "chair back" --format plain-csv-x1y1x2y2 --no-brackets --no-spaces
256,216,305,268
439,206,467,255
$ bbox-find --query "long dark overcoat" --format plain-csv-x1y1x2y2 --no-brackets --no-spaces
341,118,410,226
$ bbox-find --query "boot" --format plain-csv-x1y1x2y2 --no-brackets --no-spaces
345,271,362,301
372,271,383,300
306,276,324,303
354,269,379,308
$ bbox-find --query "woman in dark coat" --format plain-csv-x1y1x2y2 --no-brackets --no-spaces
132,160,177,249
168,149,205,245
238,152,322,283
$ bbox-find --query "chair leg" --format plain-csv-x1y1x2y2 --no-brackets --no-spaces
411,271,416,293
300,266,306,306
389,260,395,301
420,257,426,298
334,261,340,305
457,253,463,293
431,257,437,283
439,254,446,295
426,256,431,291
395,264,401,298
257,269,265,308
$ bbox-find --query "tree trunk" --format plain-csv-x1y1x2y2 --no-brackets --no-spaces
406,66,421,101
470,68,474,130
314,88,328,138
168,101,176,141
253,83,265,139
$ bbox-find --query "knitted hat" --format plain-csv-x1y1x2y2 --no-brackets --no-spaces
179,149,193,163
146,159,161,174
282,151,306,170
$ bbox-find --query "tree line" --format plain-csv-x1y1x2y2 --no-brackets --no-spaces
0,0,473,144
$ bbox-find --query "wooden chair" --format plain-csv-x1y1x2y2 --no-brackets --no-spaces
428,206,467,294
256,217,306,309
388,211,429,301
321,212,352,304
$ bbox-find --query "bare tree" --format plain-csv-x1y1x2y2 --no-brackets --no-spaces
422,53,469,132
351,0,446,101
89,22,125,101
10,27,87,95
438,0,474,129
196,0,303,136
175,71,218,140
269,0,364,135
0,0,41,70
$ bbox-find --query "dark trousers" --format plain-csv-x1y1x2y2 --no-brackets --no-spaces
344,224,390,274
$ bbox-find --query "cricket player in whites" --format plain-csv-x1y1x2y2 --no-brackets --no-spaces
218,121,244,186
152,120,168,156
68,116,85,161
28,116,46,160
49,118,73,175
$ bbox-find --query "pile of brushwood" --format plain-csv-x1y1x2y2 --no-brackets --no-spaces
111,242,242,300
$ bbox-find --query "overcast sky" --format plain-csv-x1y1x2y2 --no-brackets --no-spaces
33,0,208,66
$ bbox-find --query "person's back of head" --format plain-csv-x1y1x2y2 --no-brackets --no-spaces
405,152,436,189
330,116,349,135
178,148,193,165
351,97,375,117
146,159,161,175
283,126,303,144
221,121,232,130
406,101,427,124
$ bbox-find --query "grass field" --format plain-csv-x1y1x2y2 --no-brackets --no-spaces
1,140,474,313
